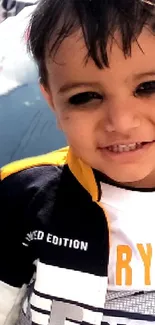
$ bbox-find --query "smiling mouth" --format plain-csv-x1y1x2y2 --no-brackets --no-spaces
105,141,154,153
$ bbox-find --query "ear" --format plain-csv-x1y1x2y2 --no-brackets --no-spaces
39,82,54,110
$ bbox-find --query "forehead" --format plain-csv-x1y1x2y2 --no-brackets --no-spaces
46,28,155,89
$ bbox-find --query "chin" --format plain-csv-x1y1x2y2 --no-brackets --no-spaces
109,174,144,185
98,166,154,187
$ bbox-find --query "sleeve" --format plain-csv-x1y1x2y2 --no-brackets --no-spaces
0,173,35,325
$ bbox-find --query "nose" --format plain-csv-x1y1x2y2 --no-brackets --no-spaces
105,98,140,133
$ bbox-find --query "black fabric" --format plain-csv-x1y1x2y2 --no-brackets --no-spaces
0,164,109,287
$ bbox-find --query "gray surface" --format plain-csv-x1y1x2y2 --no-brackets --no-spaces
0,82,66,167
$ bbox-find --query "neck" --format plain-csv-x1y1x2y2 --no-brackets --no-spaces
125,175,155,189
95,169,155,191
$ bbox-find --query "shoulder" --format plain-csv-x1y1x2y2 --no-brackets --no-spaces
0,146,69,181
0,147,69,200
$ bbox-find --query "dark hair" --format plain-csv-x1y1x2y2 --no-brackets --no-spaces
28,0,155,85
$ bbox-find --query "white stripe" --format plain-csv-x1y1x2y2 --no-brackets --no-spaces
0,281,26,325
31,295,103,325
31,293,102,325
23,297,28,315
15,0,37,3
31,309,49,325
34,261,107,308
22,242,28,247
83,309,103,324
31,292,52,311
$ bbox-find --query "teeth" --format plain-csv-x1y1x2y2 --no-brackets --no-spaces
107,142,143,153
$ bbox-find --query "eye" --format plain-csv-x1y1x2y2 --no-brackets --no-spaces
69,92,103,105
135,81,155,97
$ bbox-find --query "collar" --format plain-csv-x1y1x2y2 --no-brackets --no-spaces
67,148,100,202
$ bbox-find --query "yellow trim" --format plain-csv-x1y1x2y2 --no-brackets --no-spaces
67,149,99,202
67,149,111,245
1,146,69,181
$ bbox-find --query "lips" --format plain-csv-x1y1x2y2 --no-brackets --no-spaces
107,142,142,153
104,141,154,153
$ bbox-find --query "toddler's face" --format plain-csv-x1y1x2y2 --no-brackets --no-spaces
42,28,155,188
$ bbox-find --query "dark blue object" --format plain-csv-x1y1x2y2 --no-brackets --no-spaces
0,82,66,167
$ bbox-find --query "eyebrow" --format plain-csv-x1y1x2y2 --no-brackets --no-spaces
133,70,155,81
58,70,155,94
58,82,100,94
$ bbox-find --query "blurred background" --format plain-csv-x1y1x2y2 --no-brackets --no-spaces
0,2,66,167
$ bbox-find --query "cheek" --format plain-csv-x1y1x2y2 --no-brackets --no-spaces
57,110,97,145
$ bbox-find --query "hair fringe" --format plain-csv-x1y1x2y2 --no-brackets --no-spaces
28,0,155,85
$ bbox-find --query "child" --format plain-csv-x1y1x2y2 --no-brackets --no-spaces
1,0,155,324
